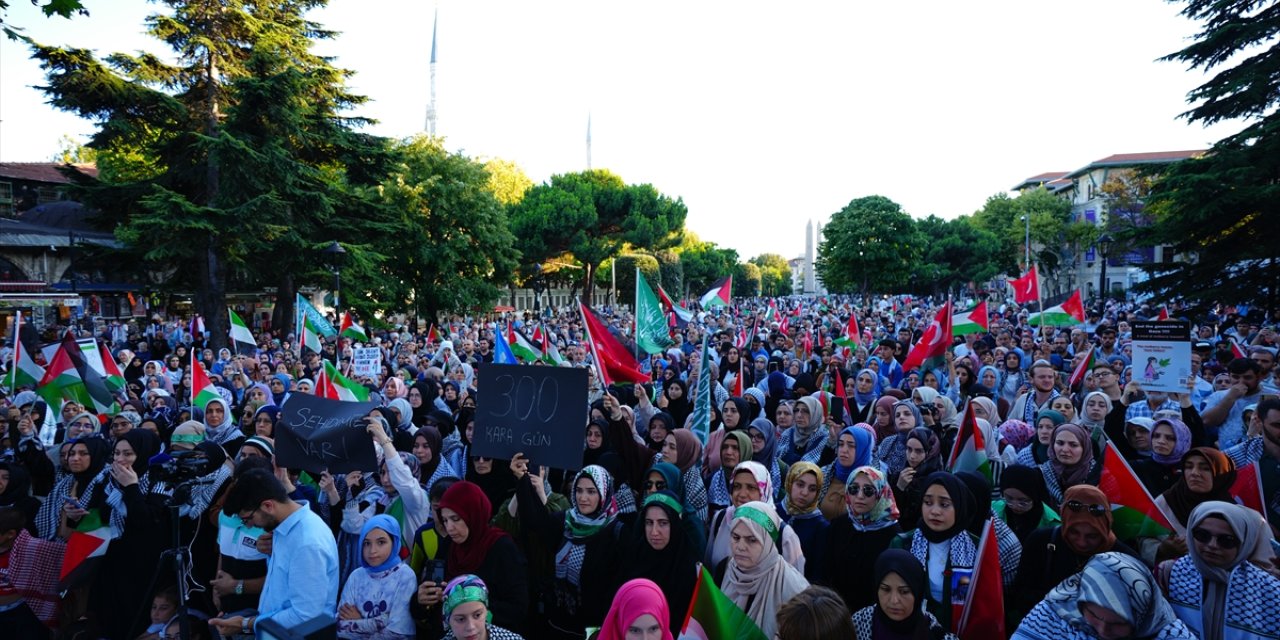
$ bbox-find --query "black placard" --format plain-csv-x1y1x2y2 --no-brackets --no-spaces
472,364,588,471
274,393,379,474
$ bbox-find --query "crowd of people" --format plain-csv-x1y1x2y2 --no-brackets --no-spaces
1,294,1279,640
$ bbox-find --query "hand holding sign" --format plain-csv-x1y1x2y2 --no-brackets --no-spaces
274,394,379,474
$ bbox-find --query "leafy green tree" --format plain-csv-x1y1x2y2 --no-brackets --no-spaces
750,253,792,296
1134,0,1280,313
971,188,1073,276
2,0,87,40
654,249,683,295
371,136,519,320
733,262,762,298
508,169,686,304
32,0,367,347
678,238,738,298
484,157,532,206
915,215,1003,296
611,253,660,305
817,195,921,295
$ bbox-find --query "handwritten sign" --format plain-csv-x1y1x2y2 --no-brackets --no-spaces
274,393,379,474
351,346,382,379
1132,320,1191,394
473,364,588,470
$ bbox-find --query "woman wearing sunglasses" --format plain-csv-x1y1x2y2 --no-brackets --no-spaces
1011,484,1143,621
1156,501,1280,640
823,465,902,612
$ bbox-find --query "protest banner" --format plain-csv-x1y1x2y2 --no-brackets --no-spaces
351,346,382,379
1131,320,1192,394
275,392,379,474
473,364,588,470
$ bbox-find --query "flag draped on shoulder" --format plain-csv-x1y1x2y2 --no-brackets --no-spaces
1098,440,1174,539
228,308,258,355
951,301,988,336
1008,265,1040,304
689,333,713,444
698,276,732,309
578,300,648,385
902,301,953,372
635,268,674,355
4,311,44,392
681,565,768,640
1027,290,1085,326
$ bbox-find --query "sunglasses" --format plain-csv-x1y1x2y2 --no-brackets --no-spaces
1064,500,1108,517
849,485,878,498
1190,527,1240,549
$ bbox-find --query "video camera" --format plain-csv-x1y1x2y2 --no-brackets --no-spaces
149,449,216,484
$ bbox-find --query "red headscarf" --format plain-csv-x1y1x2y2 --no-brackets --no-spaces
598,578,673,640
440,481,510,575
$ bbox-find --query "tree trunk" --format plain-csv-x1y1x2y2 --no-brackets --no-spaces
272,272,296,340
198,243,229,351
582,262,597,307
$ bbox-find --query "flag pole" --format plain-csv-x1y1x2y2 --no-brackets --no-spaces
634,267,641,370
577,298,609,390
1034,263,1047,343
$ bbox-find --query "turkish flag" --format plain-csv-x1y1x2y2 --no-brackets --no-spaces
1008,266,1040,304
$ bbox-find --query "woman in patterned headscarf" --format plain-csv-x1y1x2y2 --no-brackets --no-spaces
1038,423,1099,509
823,465,903,612
777,461,828,582
1012,552,1195,640
515,463,623,639
439,575,525,640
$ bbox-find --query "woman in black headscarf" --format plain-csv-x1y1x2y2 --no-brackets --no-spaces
889,427,943,531
409,379,439,427
618,491,700,634
0,461,40,535
993,464,1060,543
890,472,979,630
465,450,517,519
661,378,692,430
35,436,111,540
850,549,958,640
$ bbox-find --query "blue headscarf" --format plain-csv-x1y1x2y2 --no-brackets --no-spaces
853,368,881,405
359,514,404,572
976,365,999,390
832,425,874,483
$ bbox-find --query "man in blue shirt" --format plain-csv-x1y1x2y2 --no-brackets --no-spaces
210,468,339,637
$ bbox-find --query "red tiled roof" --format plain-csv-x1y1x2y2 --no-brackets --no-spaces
1012,171,1070,191
1092,150,1206,164
0,162,98,184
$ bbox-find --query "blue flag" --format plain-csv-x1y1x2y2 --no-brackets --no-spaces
493,325,519,365
296,293,337,337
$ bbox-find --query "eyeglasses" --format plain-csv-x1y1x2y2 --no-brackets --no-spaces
1001,494,1033,509
238,505,262,523
1190,527,1240,549
644,480,666,490
1064,500,1108,517
749,432,765,442
1093,371,1115,378
850,485,878,498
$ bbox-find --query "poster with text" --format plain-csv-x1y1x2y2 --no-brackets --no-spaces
351,346,382,379
275,393,379,474
473,364,587,470
1131,320,1191,394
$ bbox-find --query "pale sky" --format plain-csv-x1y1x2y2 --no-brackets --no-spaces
0,0,1246,261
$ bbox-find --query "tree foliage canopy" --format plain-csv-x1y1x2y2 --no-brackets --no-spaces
816,195,922,294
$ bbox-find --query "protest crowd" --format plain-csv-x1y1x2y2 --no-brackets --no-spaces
1,286,1279,640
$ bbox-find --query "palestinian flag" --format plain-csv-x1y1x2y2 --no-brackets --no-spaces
37,332,116,415
1231,339,1247,360
834,314,860,350
508,325,543,363
578,300,648,386
4,311,45,392
322,360,370,401
190,315,206,338
951,301,989,336
541,330,566,366
1068,349,1096,390
98,342,126,393
426,324,441,344
681,566,768,640
635,269,674,355
315,364,340,400
191,352,221,409
1230,463,1266,522
902,301,953,372
657,284,693,328
1156,306,1170,321
699,276,732,309
830,368,852,421
300,312,323,355
58,508,114,591
955,520,1005,639
689,334,714,444
1008,266,1040,304
763,300,779,323
1027,290,1085,326
947,403,992,483
531,324,544,343
228,308,258,355
339,312,368,343
1098,440,1174,539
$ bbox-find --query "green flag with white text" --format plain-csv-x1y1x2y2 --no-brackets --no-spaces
635,268,674,355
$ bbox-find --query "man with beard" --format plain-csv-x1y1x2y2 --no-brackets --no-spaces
1202,357,1266,449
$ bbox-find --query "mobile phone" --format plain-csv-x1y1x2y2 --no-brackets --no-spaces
63,495,80,506
424,559,445,585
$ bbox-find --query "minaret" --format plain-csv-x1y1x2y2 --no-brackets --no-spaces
425,9,438,135
804,220,817,294
586,112,592,170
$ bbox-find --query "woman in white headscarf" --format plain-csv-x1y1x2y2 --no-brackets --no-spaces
717,501,810,638
1157,501,1280,640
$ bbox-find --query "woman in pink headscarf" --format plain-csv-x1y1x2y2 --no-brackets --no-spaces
597,578,672,640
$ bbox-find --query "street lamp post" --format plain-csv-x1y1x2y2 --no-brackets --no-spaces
1020,214,1031,269
1097,233,1113,303
321,240,347,313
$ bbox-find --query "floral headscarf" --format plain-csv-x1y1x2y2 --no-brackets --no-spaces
847,465,899,531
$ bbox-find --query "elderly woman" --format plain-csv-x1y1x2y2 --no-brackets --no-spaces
1012,552,1195,640
716,501,810,638
1157,501,1279,640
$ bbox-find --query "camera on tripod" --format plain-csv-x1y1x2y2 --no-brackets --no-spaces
149,449,216,484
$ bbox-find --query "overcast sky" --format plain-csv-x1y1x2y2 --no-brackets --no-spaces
0,1,1247,260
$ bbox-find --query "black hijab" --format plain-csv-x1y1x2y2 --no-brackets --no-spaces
415,426,444,480
464,453,516,517
955,471,993,538
120,429,162,479
426,409,456,439
621,493,698,632
722,396,751,432
664,379,691,429
919,472,975,544
70,436,112,487
583,417,611,468
411,380,439,426
998,464,1048,541
873,549,933,639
